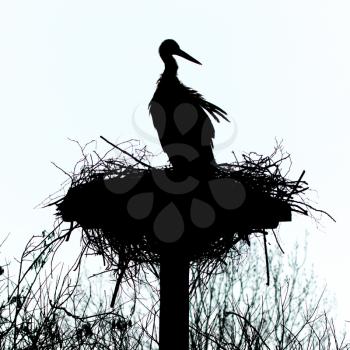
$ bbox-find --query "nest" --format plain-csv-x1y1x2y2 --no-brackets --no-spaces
53,139,321,269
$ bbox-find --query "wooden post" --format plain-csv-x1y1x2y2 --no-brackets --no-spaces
159,246,189,350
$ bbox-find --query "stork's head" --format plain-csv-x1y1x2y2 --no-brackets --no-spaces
159,39,201,65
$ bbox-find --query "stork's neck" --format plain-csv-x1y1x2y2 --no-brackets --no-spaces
161,54,178,76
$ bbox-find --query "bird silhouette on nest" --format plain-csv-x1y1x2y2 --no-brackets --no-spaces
149,39,229,179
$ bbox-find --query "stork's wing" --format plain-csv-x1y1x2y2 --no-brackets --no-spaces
180,84,229,123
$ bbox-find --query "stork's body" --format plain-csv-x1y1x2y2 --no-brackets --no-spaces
149,39,228,176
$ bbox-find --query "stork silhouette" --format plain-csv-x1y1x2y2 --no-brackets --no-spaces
149,39,229,177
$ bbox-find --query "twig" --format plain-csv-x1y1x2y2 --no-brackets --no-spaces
286,170,305,201
263,232,270,286
100,136,152,169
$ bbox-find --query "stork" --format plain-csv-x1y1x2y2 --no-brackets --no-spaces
149,39,229,177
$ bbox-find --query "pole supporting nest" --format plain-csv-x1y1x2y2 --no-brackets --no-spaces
159,247,189,349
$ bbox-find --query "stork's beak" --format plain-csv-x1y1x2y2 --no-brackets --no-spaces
175,49,202,65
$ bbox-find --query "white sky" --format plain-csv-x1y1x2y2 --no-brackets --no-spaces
0,0,349,325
